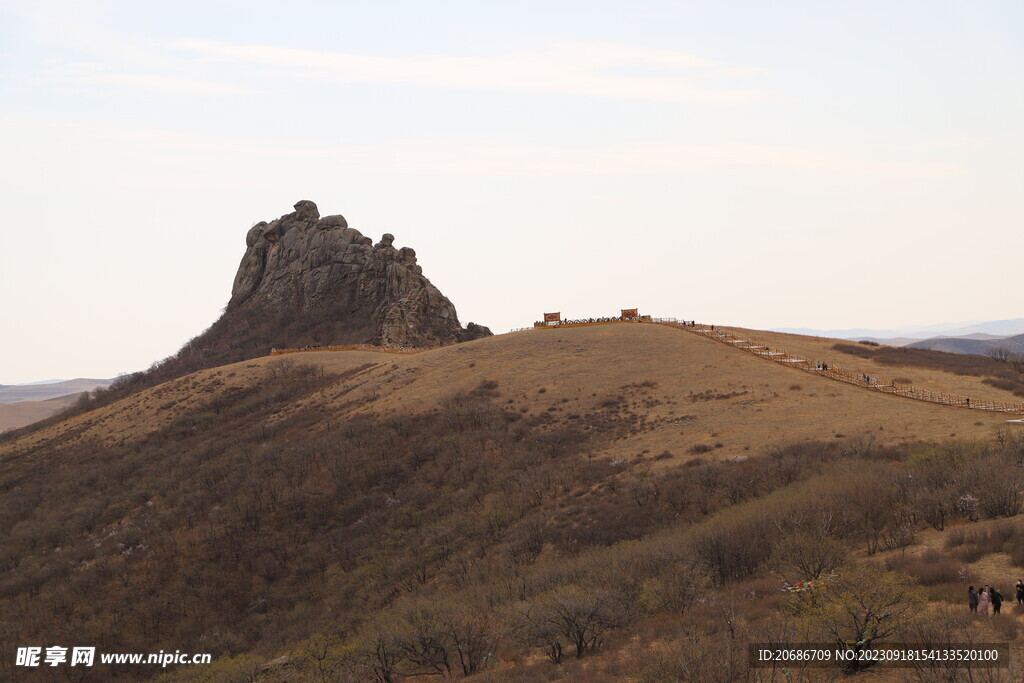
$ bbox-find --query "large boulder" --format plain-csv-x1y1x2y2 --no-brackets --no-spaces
223,200,489,349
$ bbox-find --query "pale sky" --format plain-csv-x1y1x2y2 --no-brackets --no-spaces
1,0,1021,384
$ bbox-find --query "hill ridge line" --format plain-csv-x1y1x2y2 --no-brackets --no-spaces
526,316,1024,415
654,319,1024,415
242,316,1024,415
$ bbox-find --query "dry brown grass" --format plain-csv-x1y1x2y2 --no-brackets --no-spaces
733,326,1024,404
0,393,82,432
2,322,1023,680
2,323,1010,464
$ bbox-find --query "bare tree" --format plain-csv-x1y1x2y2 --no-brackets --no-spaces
638,559,709,615
354,624,402,683
770,530,846,584
521,584,632,661
995,426,1024,467
795,565,924,670
912,485,955,531
987,347,1013,363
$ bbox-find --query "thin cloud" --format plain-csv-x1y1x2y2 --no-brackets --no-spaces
6,4,767,103
348,142,962,178
170,39,768,104
0,116,961,181
7,5,260,97
43,62,264,96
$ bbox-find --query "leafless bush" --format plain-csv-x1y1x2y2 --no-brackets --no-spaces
518,584,633,662
987,348,1013,363
770,530,846,584
884,549,963,587
636,623,750,683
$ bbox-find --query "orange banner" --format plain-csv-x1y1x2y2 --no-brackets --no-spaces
544,312,561,322
621,309,638,318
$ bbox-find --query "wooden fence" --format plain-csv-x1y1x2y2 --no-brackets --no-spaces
270,317,1024,415
650,318,1024,415
533,316,652,329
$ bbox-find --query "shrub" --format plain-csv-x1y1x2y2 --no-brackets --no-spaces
636,625,749,683
793,565,925,668
518,584,633,662
883,549,962,587
770,531,846,584
833,342,1024,394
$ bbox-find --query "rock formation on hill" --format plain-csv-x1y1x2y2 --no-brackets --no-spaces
21,200,491,425
224,200,491,350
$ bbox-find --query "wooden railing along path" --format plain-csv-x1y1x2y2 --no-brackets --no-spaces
269,318,1024,415
650,318,1024,415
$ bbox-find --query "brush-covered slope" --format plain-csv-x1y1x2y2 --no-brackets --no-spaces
0,323,1018,681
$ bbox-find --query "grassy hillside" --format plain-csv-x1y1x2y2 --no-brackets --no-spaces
736,326,1024,401
4,324,1008,458
2,323,1024,681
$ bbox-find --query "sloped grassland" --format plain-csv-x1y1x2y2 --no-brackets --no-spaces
2,324,1024,681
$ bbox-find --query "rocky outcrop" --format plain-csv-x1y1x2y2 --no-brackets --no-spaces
225,200,490,348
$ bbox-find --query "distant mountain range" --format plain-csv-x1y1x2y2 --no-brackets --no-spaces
0,378,113,433
0,378,112,404
13,378,76,386
906,333,1024,356
775,318,1024,357
0,393,86,433
775,317,1024,341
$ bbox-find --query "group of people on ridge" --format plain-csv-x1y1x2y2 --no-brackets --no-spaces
968,581,1024,614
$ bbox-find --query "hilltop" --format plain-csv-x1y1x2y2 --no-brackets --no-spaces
16,200,492,434
4,323,1013,461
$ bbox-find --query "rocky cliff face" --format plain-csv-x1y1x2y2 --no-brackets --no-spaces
35,200,490,415
224,200,490,349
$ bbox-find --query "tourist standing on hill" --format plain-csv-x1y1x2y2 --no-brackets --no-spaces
969,586,979,612
1016,580,1024,605
992,587,1003,614
979,587,990,614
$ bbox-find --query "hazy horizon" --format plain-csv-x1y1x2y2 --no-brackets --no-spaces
2,0,1021,384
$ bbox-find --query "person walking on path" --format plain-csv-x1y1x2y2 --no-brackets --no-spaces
969,586,979,612
992,587,1003,614
979,587,991,614
1016,580,1024,605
